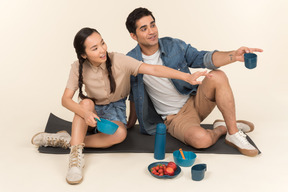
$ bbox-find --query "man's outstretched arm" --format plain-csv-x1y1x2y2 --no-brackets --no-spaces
212,46,263,68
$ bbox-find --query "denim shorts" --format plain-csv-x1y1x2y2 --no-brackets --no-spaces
94,97,127,126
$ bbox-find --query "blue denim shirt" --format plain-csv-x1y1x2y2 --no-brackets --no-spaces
127,37,218,135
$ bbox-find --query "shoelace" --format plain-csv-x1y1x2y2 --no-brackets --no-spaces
236,131,249,144
69,146,83,168
46,137,70,149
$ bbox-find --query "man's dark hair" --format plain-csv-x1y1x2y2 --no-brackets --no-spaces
125,7,155,34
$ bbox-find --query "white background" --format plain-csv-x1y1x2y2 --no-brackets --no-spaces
1,0,288,191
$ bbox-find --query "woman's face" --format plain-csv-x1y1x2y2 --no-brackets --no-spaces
82,32,107,66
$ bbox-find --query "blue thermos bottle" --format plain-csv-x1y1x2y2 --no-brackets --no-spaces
154,123,166,160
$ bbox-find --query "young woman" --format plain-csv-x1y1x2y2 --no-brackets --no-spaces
31,27,209,184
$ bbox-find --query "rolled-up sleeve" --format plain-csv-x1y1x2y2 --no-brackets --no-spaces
203,50,219,70
66,61,79,91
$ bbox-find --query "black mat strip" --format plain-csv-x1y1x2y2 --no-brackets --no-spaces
38,113,261,155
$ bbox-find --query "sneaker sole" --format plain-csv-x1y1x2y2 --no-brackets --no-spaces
225,139,258,157
66,177,83,185
213,119,254,133
31,130,69,146
236,120,254,133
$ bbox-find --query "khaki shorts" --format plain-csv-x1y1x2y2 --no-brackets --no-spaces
164,85,216,143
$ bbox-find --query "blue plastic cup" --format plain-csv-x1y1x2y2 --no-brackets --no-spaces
96,118,119,135
244,53,257,69
191,164,207,181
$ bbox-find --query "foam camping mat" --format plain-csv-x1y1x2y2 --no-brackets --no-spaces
38,113,261,155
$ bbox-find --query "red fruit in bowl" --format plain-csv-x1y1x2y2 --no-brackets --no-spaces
167,162,177,171
165,167,175,176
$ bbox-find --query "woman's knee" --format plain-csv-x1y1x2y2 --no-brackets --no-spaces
111,126,127,144
79,99,95,110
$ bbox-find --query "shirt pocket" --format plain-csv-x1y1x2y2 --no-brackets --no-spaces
176,58,190,74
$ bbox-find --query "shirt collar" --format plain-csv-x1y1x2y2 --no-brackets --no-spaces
135,38,166,58
85,60,106,71
98,62,106,70
158,38,166,56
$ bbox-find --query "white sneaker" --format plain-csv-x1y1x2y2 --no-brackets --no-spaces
225,131,258,157
31,131,71,149
66,144,85,185
213,119,254,133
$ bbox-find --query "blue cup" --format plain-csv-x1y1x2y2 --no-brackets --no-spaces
96,118,119,135
191,164,207,181
244,53,257,69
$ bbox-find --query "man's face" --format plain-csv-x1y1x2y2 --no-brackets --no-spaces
131,15,158,48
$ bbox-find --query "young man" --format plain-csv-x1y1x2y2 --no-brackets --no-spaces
125,7,263,157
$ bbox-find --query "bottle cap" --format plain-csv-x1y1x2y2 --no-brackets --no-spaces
156,123,166,134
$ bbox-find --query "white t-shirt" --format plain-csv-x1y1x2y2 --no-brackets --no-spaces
142,50,189,119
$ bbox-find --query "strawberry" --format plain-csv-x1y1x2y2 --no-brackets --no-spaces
165,167,175,176
155,165,160,171
167,162,177,171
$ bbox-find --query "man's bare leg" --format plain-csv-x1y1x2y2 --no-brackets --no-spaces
199,70,239,134
184,70,239,148
184,125,226,149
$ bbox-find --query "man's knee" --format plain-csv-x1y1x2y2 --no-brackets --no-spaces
208,70,228,83
185,131,213,149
